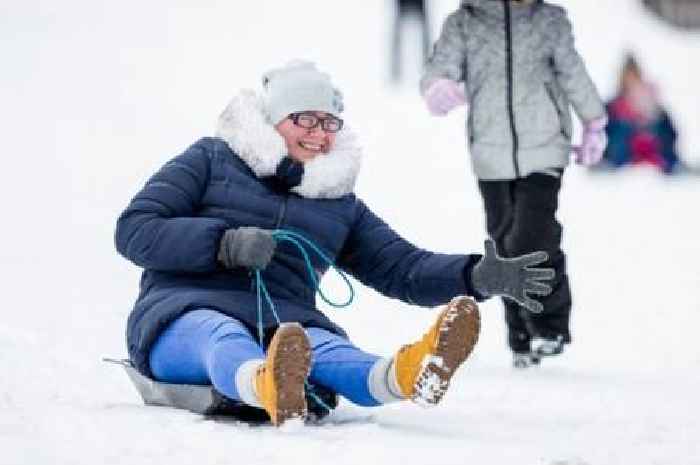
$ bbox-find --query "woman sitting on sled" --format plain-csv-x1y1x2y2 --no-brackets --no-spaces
115,61,553,426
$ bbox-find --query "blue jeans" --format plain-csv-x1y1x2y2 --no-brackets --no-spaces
149,309,382,406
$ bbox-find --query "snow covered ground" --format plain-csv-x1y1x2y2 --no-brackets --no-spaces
1,1,699,464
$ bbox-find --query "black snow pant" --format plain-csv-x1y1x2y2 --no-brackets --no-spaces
478,172,572,353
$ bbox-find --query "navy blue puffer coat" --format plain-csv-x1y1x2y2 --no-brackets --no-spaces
115,91,480,377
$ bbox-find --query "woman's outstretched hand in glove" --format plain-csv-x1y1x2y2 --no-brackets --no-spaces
471,239,555,313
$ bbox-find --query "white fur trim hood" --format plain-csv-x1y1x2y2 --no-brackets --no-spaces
215,89,362,199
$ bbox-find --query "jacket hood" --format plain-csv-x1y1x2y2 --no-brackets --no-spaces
215,89,362,199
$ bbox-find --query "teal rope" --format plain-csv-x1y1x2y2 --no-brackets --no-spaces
305,386,333,418
253,229,354,416
253,229,354,345
254,270,279,346
271,230,354,308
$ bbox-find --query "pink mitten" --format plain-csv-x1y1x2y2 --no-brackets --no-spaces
572,116,608,166
423,78,467,116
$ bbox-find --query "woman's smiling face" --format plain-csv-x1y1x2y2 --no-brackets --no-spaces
275,112,338,162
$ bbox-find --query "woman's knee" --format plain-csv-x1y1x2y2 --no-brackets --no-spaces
150,309,257,379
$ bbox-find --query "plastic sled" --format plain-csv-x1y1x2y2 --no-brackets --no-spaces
104,358,337,423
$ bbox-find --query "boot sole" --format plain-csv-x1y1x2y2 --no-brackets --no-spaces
413,296,481,406
267,323,311,426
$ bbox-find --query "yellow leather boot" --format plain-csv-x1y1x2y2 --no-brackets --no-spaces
254,323,311,426
393,296,480,406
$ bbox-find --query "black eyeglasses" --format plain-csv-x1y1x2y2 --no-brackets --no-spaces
288,112,344,133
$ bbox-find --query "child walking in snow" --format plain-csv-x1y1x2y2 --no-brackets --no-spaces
421,0,607,367
115,61,554,426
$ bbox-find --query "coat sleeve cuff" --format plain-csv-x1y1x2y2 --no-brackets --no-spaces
463,254,488,302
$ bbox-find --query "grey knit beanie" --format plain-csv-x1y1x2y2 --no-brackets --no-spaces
262,60,344,124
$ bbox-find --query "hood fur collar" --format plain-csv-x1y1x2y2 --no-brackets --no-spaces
216,90,362,199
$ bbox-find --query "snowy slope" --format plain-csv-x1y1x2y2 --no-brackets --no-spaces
1,1,699,464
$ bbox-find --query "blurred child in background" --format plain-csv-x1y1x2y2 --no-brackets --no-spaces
602,54,680,174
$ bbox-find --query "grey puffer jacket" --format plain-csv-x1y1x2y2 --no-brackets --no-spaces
421,0,605,180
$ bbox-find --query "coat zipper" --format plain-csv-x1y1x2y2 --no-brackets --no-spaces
250,198,287,292
504,0,521,178
275,198,287,229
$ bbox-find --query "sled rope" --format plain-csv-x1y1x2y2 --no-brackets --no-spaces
254,229,355,415
253,229,355,344
271,229,354,308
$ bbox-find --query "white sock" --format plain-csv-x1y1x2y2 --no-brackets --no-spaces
367,357,405,404
234,359,265,408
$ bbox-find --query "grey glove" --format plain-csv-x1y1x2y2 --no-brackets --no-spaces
471,239,555,313
217,227,276,270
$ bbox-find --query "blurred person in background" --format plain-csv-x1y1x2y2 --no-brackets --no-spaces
601,54,681,174
420,0,607,368
391,0,432,82
643,0,700,30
